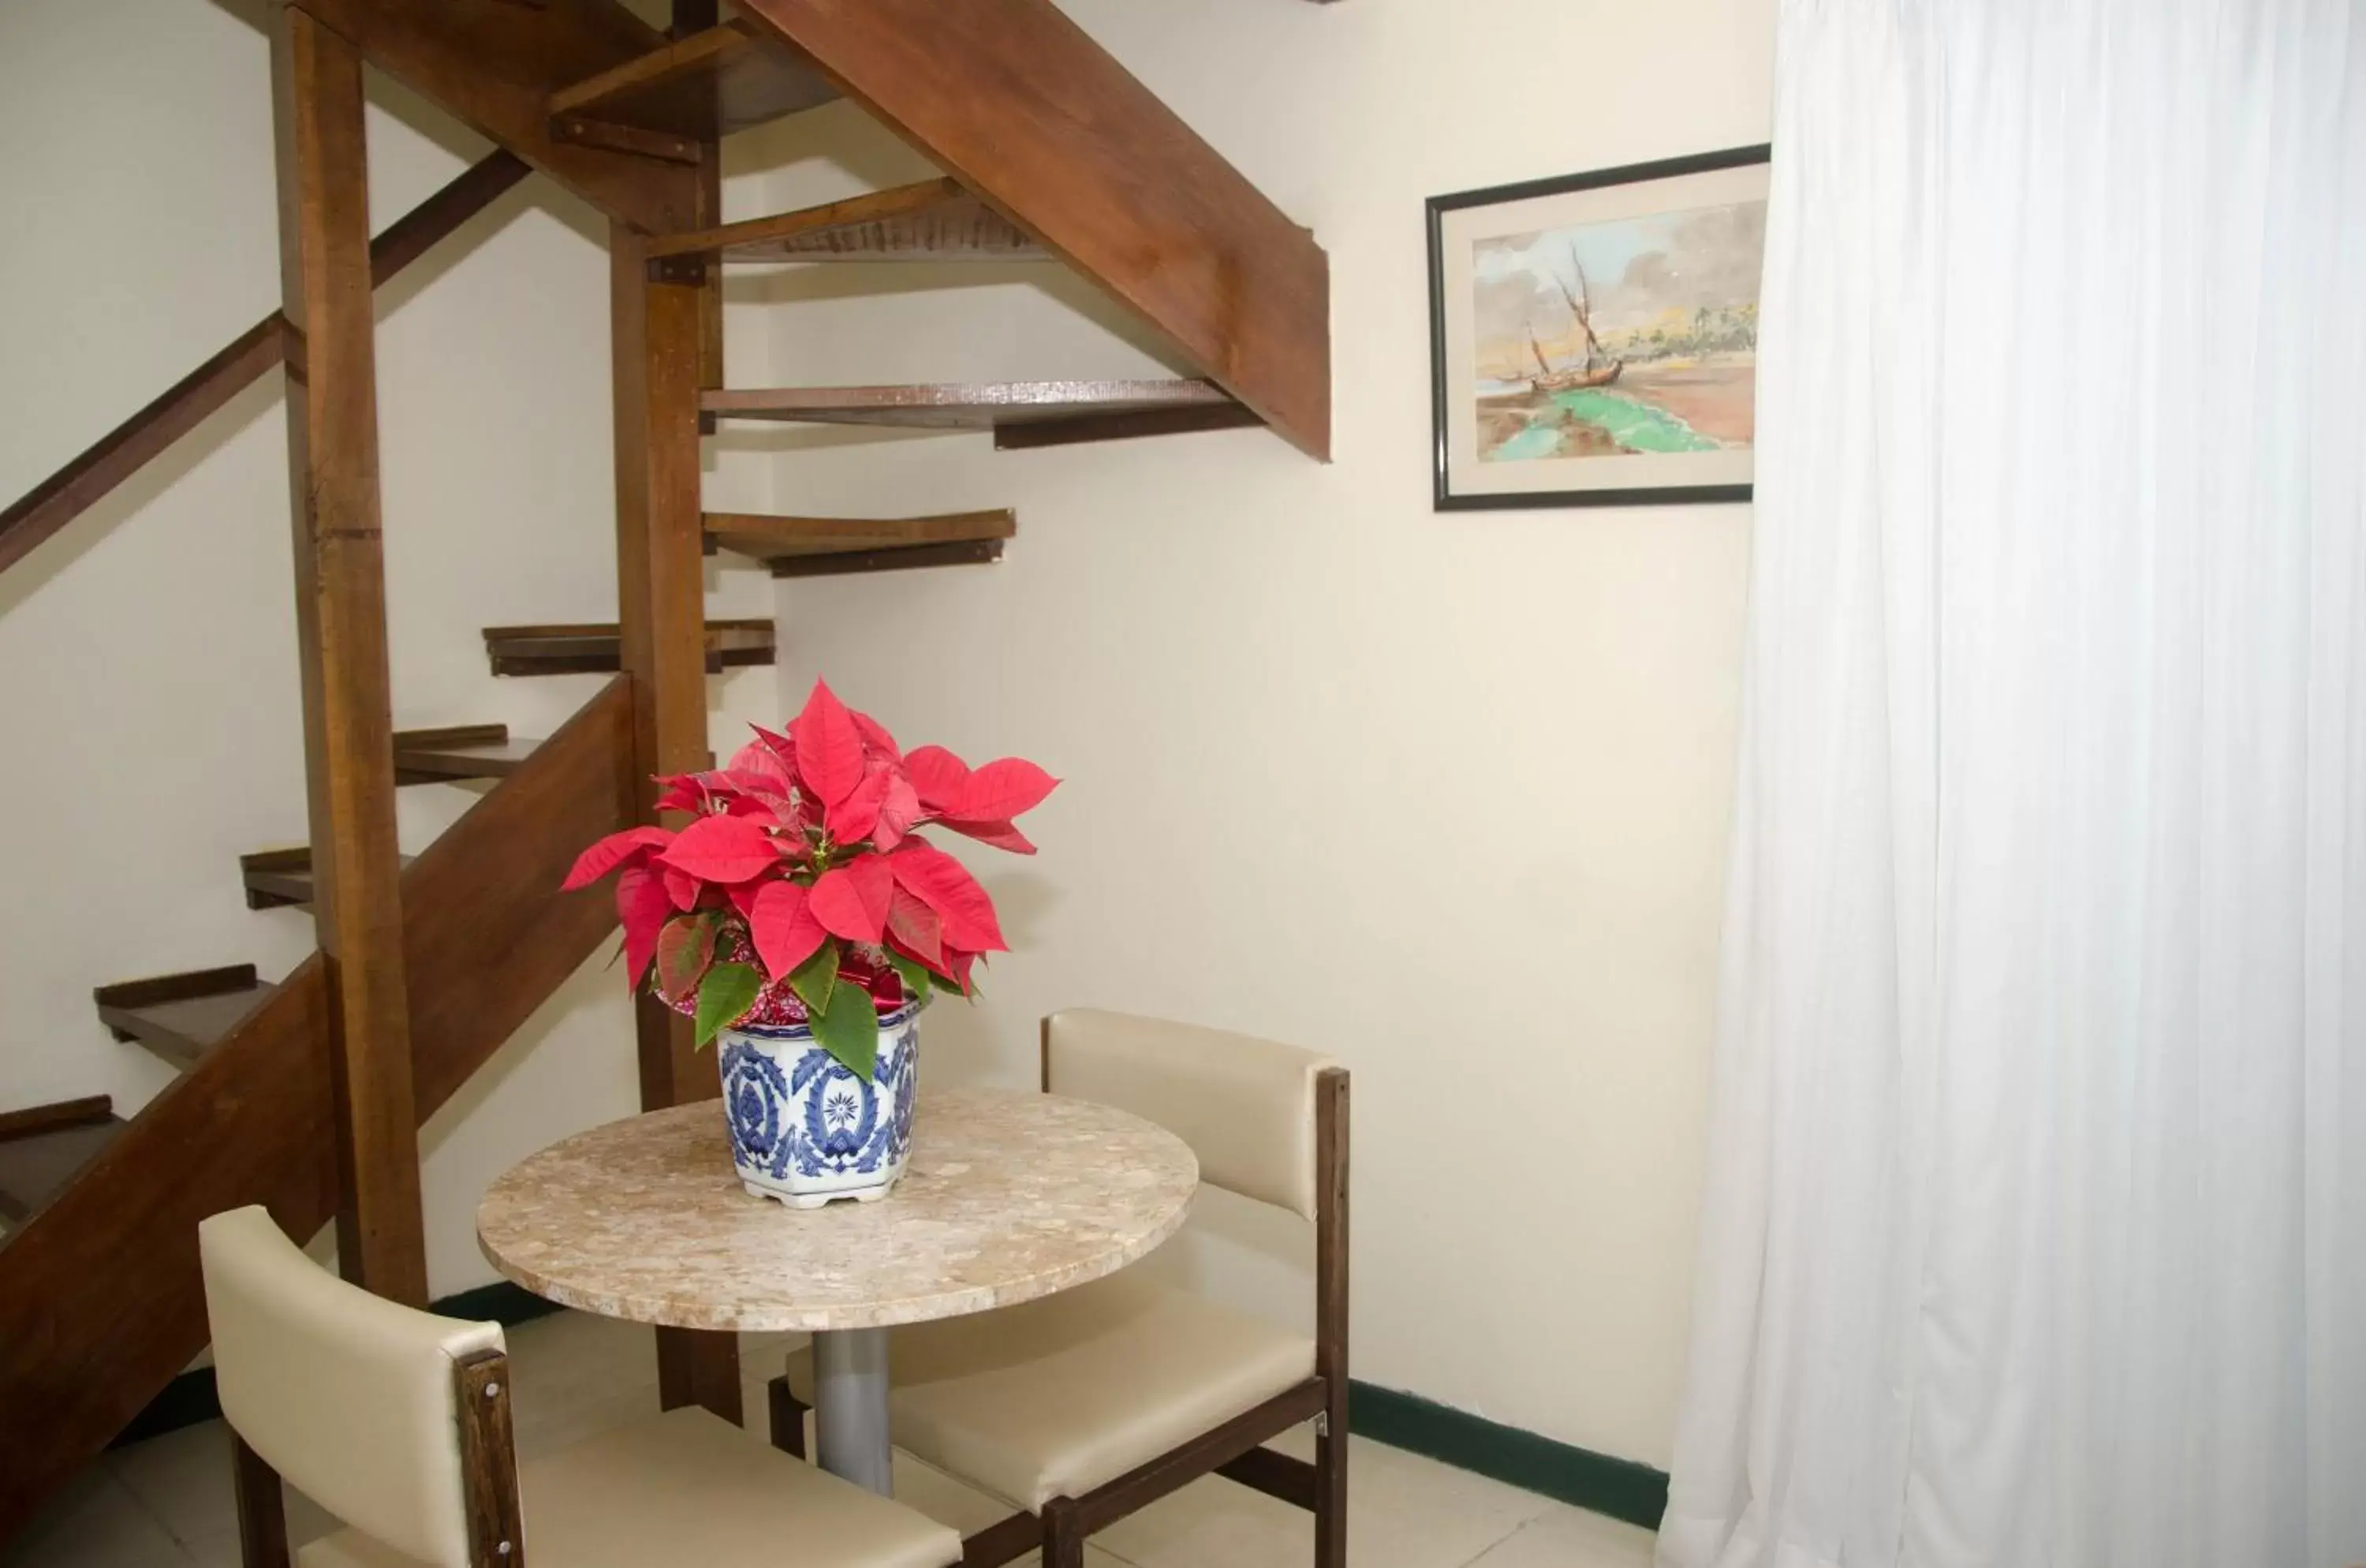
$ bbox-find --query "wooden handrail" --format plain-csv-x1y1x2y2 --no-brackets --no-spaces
0,677,636,1544
0,151,528,581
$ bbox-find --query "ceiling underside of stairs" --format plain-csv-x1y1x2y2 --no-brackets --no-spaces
401,0,1333,456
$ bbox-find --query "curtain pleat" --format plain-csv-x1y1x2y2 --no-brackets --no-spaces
1662,4,2366,1565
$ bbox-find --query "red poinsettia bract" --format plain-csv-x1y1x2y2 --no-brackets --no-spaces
560,679,1055,1076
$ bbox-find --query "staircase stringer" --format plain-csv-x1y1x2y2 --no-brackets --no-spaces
726,0,1331,458
0,678,638,1547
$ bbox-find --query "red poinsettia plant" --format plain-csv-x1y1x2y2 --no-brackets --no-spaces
560,679,1055,1077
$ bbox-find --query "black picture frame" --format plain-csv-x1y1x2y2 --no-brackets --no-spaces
1426,143,1772,512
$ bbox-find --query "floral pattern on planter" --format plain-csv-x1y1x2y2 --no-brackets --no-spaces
718,1002,920,1208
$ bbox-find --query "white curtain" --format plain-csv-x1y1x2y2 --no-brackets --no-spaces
1662,2,2366,1566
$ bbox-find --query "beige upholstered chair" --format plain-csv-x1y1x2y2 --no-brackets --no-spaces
198,1205,962,1568
770,1009,1351,1568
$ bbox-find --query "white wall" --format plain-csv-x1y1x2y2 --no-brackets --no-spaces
737,0,1771,1468
0,0,1770,1473
0,0,786,1294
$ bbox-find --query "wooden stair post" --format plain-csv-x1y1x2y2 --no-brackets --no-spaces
271,2,427,1305
611,215,742,1420
670,0,727,430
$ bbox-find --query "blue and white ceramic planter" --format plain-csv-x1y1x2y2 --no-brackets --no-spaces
715,999,921,1208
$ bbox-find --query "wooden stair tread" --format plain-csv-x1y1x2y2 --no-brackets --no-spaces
482,619,775,678
646,179,1045,264
704,508,1013,577
701,379,1233,427
547,18,837,141
703,509,1014,554
107,992,275,1067
0,1099,122,1227
394,724,541,784
94,967,276,1072
241,849,420,911
701,379,1245,430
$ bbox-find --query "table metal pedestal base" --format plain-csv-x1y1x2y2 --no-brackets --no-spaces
812,1327,894,1495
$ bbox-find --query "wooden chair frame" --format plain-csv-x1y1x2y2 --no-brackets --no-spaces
230,1346,525,1568
768,1025,1351,1568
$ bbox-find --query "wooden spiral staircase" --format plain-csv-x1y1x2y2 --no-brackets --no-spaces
0,0,1327,1543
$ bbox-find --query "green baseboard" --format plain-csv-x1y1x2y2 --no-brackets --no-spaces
110,1280,564,1450
1348,1380,1669,1531
118,1292,1670,1536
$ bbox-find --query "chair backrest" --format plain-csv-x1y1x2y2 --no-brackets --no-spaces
198,1206,505,1568
1043,1008,1339,1222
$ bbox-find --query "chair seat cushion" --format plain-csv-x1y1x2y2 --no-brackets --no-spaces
786,1271,1316,1511
297,1405,961,1568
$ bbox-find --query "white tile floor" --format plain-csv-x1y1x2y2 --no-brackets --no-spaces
2,1310,1655,1568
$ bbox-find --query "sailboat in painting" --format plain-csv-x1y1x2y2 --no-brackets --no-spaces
1522,252,1625,393
1459,171,1769,477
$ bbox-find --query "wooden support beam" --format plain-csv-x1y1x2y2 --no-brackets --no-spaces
611,230,710,1110
286,0,700,234
610,222,741,1421
726,0,1330,457
672,0,726,433
271,2,427,1307
670,0,726,425
547,17,836,141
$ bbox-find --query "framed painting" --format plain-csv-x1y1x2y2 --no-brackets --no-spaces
1427,144,1771,510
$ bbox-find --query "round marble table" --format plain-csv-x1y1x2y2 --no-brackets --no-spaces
477,1087,1199,1493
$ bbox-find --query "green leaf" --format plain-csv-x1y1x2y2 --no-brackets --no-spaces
811,975,880,1079
655,910,719,1001
788,939,838,1014
885,952,931,1006
931,967,978,1000
693,962,761,1049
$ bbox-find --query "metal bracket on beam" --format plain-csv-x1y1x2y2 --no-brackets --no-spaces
649,255,709,287
552,114,703,166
